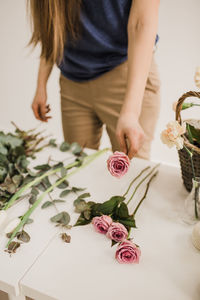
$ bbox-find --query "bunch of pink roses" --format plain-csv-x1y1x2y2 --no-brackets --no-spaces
74,151,159,264
92,215,141,264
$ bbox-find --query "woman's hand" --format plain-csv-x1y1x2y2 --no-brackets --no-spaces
32,88,51,122
116,112,145,159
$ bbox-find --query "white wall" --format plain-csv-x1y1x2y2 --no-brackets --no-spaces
0,0,200,166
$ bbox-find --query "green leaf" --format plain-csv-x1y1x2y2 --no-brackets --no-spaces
60,167,67,177
42,176,51,188
70,142,82,155
59,189,71,198
24,218,34,225
49,138,57,147
12,175,23,187
29,194,37,205
77,193,91,199
74,213,91,226
41,201,53,209
119,218,136,228
34,164,51,171
74,199,88,213
60,141,70,152
71,187,86,192
186,123,200,145
52,162,64,170
0,143,8,155
53,199,65,203
16,230,30,243
115,202,129,219
56,179,69,189
92,196,125,215
0,166,7,182
111,240,118,247
31,187,39,196
34,182,46,192
50,211,70,225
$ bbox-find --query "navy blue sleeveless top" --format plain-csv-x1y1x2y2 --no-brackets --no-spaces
58,0,157,82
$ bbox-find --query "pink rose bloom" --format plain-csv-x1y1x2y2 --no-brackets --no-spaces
115,240,141,264
92,215,113,234
107,151,130,178
107,222,128,242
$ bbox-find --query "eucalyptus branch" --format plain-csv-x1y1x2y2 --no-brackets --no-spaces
6,148,109,247
132,171,158,216
126,164,160,205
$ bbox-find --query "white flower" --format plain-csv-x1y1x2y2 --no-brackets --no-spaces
4,218,20,234
0,210,7,231
161,121,186,150
194,67,200,88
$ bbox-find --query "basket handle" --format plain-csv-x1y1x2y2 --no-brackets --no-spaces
176,91,200,124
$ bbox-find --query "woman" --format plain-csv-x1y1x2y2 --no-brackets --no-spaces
30,0,160,160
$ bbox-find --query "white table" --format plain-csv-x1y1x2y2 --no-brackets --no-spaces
0,147,81,300
16,152,200,300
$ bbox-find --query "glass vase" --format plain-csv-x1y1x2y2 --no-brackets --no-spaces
183,177,200,225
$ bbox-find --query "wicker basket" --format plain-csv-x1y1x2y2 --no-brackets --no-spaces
176,91,200,192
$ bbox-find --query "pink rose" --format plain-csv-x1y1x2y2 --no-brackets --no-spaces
115,240,141,264
92,215,113,234
107,151,130,178
107,222,128,242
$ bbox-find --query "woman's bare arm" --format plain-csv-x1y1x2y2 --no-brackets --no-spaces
32,57,53,122
116,0,160,158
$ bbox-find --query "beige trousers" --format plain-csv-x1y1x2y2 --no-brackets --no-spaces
60,56,161,160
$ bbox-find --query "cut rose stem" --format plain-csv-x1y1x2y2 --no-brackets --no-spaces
6,148,109,248
122,166,151,197
127,171,158,239
126,164,160,205
132,171,158,216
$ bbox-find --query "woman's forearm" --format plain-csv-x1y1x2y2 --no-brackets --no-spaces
36,57,54,92
120,1,159,120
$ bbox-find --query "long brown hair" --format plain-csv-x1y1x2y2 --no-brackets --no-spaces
27,0,82,64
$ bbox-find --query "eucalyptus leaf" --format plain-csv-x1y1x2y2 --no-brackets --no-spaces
16,230,30,243
71,187,86,192
60,141,70,152
56,179,69,189
41,201,53,209
70,142,82,155
52,162,64,170
60,167,67,177
77,192,91,199
53,199,65,203
59,189,71,198
49,138,57,147
29,194,37,205
50,211,70,225
34,164,51,171
74,213,91,226
5,241,20,254
12,174,23,187
24,218,34,225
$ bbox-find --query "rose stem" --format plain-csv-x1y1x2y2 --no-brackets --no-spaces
126,164,160,205
132,171,158,217
122,166,151,197
6,148,109,248
3,148,109,211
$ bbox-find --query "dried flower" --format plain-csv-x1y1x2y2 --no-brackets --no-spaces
160,121,186,150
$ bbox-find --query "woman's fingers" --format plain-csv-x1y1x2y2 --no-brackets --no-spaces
116,130,128,154
32,102,41,121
